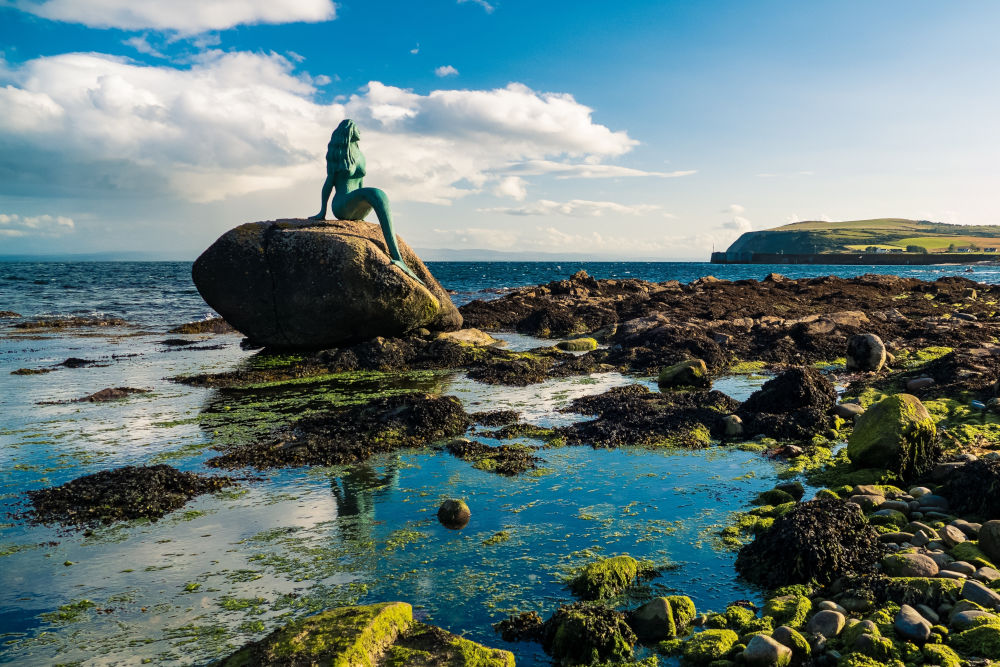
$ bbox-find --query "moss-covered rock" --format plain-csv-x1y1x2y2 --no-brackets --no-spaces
383,623,515,666
541,602,636,665
752,488,797,506
723,606,772,634
569,555,644,600
763,595,811,629
846,394,937,479
213,601,413,666
683,629,739,664
922,643,961,667
771,626,810,665
949,541,996,569
658,359,710,389
950,621,1000,659
879,577,963,608
628,597,677,641
667,595,697,633
557,337,598,352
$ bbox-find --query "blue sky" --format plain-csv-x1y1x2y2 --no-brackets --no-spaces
1,1,997,258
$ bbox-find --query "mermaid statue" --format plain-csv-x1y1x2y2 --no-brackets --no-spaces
310,119,423,283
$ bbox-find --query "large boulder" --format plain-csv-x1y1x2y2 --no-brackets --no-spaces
193,219,461,348
846,333,887,371
847,394,937,479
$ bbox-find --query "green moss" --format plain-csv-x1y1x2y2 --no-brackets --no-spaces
719,512,774,549
879,577,963,607
949,542,997,569
847,394,936,478
657,638,684,656
836,653,890,667
869,511,908,529
728,360,767,375
557,337,598,352
667,596,697,632
752,489,796,506
214,601,413,666
950,622,1000,659
569,555,643,600
763,595,811,629
814,489,840,500
866,603,902,635
922,643,961,667
39,599,96,624
683,629,739,664
775,626,811,662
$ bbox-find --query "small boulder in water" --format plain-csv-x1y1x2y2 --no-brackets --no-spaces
437,498,471,529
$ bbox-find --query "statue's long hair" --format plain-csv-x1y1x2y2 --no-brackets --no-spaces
328,119,361,174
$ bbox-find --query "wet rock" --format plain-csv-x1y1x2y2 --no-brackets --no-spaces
445,439,541,476
207,394,470,469
894,604,932,643
27,464,235,527
0,310,21,317
735,499,883,588
74,387,151,403
806,609,845,637
540,602,636,665
168,317,235,334
846,393,937,479
193,219,461,349
743,634,792,667
683,629,738,664
657,358,710,388
560,384,738,449
722,414,744,437
386,622,515,666
776,481,806,501
738,367,837,440
437,499,471,529
492,611,544,643
846,333,886,372
557,337,598,352
628,597,677,641
569,555,648,600
13,316,127,330
471,410,520,427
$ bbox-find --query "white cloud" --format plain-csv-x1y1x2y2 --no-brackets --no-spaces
507,159,695,180
122,35,165,58
480,199,663,217
721,204,752,234
0,213,74,237
410,44,420,55
0,53,650,207
457,0,495,13
12,0,337,33
434,65,459,78
493,176,527,200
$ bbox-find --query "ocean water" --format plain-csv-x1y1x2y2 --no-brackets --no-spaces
0,260,990,665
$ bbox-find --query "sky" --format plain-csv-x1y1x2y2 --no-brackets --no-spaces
0,1,998,260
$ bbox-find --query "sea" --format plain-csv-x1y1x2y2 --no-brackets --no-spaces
0,260,995,665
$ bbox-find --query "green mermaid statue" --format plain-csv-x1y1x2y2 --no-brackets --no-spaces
310,119,423,284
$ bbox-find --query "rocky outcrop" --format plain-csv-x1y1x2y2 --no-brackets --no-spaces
193,219,461,349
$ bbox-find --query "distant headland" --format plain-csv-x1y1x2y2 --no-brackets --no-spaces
712,218,1000,265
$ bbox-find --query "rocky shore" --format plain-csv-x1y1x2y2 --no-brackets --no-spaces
20,270,1000,665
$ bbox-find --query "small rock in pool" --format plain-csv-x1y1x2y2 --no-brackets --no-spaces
76,387,151,402
0,310,21,317
437,499,471,529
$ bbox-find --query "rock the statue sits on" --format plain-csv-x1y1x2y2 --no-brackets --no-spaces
192,219,462,349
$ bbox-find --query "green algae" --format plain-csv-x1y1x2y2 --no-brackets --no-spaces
482,530,512,546
949,541,996,569
762,594,811,629
569,555,642,600
40,599,96,624
683,629,738,664
384,528,428,552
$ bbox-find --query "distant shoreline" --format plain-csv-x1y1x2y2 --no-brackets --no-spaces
710,250,1000,266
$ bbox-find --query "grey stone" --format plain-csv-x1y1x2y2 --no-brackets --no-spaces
722,414,744,437
879,532,914,544
951,519,980,539
917,494,949,510
834,403,865,420
915,604,939,624
909,486,932,497
817,601,847,614
192,219,462,348
975,567,1000,583
931,462,964,481
883,552,939,577
979,520,1000,564
939,525,968,547
906,377,936,392
894,604,932,643
937,570,968,580
942,561,977,576
927,552,956,568
953,312,978,321
911,532,930,547
846,333,886,371
743,634,792,667
630,597,675,641
880,500,911,514
962,580,1000,609
806,610,846,637
849,495,884,512
950,600,986,619
951,610,998,631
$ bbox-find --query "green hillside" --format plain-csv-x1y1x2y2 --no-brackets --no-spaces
726,218,1000,255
